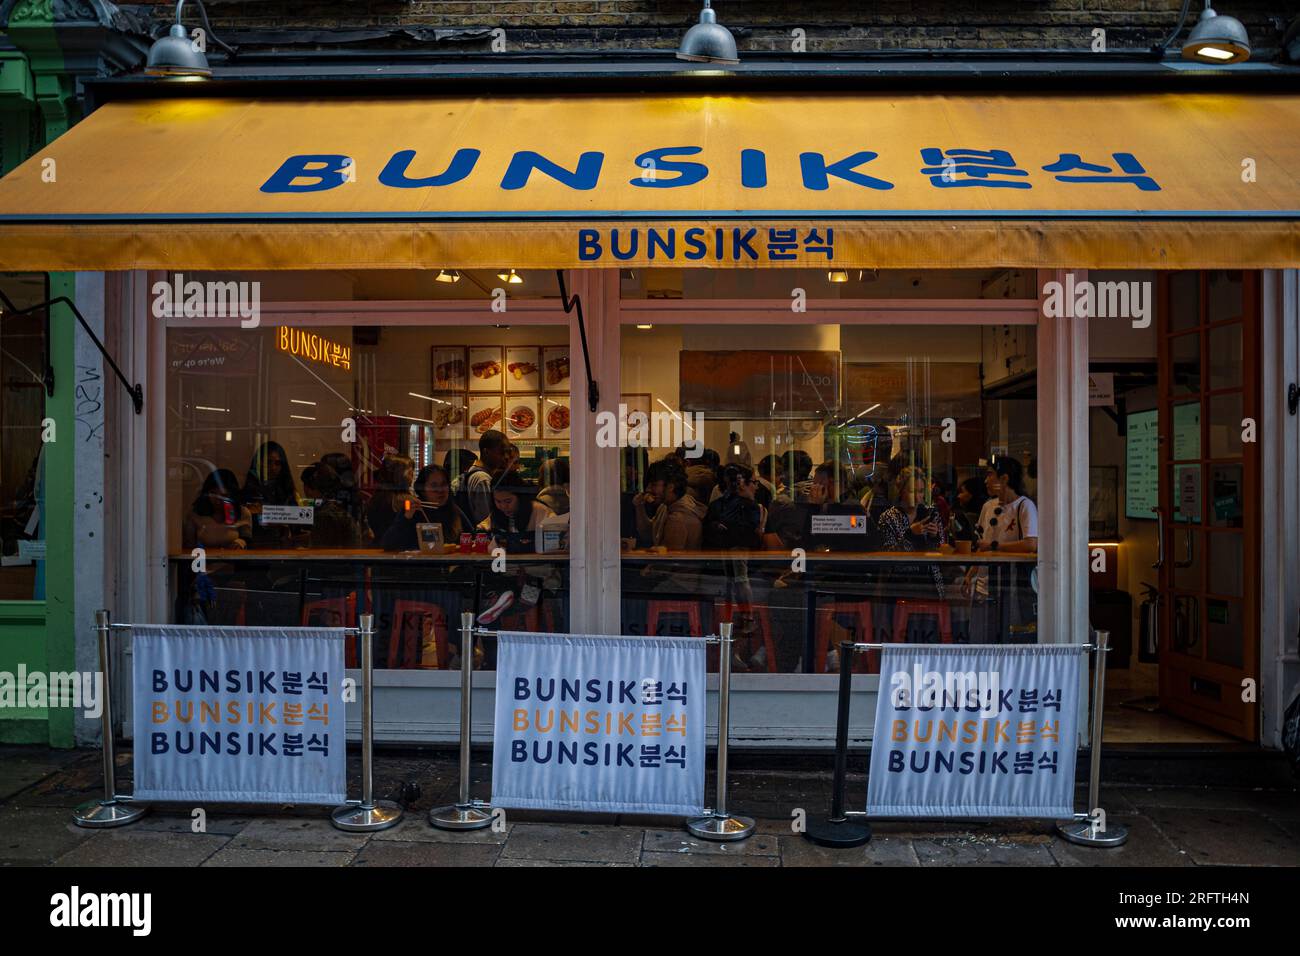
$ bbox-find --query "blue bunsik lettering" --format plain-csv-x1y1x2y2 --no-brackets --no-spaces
514,676,638,704
259,148,900,193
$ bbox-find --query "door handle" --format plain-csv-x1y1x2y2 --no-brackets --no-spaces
1152,507,1164,570
1174,526,1195,569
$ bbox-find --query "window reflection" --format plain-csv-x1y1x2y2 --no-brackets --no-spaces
619,323,1039,673
167,319,572,665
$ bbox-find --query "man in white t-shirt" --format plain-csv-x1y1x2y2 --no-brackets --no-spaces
964,457,1039,601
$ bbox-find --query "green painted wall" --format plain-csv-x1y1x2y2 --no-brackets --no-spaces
0,17,77,746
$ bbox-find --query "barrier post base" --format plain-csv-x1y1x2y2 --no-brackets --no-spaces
429,802,495,831
686,811,755,842
803,816,871,848
1056,819,1129,848
73,798,147,829
331,800,403,833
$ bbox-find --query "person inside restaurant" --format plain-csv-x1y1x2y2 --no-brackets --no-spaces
634,459,707,551
455,429,510,527
537,457,571,516
184,468,254,551
480,468,553,539
241,440,301,549
962,455,1040,641
366,453,415,545
381,463,472,552
877,464,949,609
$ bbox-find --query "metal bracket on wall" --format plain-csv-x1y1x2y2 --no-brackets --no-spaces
0,290,144,415
557,270,600,413
1288,382,1298,416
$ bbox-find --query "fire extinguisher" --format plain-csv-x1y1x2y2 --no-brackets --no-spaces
1139,583,1160,663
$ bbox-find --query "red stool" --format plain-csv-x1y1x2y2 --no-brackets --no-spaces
714,601,778,673
388,601,450,669
815,600,880,673
302,593,358,666
513,601,556,633
646,600,707,638
891,599,954,645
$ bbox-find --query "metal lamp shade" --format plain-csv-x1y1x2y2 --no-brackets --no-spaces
1182,8,1251,63
676,7,739,65
146,24,212,77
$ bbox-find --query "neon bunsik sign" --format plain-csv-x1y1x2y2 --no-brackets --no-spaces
277,327,351,371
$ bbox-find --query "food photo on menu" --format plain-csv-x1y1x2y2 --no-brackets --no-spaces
469,346,504,391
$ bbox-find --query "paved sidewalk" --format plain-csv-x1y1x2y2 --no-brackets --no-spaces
1,746,1297,867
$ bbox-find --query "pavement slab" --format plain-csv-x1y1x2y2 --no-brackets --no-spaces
1142,807,1300,866
53,830,230,867
0,805,98,864
203,847,357,867
226,817,373,851
640,850,780,866
352,840,502,867
499,823,644,864
778,833,921,867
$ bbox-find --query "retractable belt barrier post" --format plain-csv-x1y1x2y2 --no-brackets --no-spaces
72,610,148,828
73,610,401,832
433,619,753,841
332,614,404,832
805,631,1128,850
430,612,498,830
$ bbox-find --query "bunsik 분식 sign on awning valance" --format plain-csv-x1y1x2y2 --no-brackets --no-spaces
0,93,1297,270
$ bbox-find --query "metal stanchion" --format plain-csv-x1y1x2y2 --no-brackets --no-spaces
804,640,871,847
74,610,147,828
1057,631,1129,848
332,614,403,832
687,622,755,841
430,612,496,830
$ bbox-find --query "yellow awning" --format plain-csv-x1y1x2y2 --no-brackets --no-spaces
1,93,1297,270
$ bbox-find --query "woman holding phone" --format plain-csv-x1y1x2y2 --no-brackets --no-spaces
877,465,947,599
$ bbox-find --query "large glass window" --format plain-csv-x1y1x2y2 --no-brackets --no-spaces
618,306,1039,674
165,276,571,669
0,273,48,599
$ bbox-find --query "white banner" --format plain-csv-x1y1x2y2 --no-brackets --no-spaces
132,625,347,804
491,632,706,816
867,644,1082,819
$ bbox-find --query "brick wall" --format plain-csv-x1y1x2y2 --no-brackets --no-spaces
137,2,1293,59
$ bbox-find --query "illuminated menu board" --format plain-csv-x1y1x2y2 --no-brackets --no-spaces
1125,408,1158,520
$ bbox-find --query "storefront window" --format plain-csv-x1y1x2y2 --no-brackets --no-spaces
0,273,48,599
166,292,572,668
618,311,1039,673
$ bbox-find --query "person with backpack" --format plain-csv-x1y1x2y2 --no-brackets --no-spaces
455,429,509,527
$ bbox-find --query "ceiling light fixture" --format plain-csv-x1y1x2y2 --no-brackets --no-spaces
497,269,524,285
1182,2,1251,62
146,0,236,78
827,270,850,283
677,1,739,66
1159,0,1251,63
435,269,461,283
